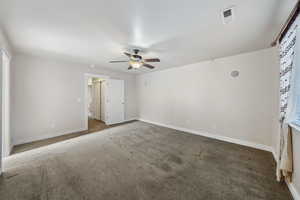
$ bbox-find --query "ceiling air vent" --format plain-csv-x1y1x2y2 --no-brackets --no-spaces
222,7,235,24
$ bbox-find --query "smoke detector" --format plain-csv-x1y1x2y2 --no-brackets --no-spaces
222,6,235,24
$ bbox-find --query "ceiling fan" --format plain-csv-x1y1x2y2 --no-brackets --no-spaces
109,49,160,70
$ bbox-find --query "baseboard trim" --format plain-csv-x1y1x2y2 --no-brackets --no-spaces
140,118,300,199
124,117,139,122
286,181,300,200
139,118,272,152
13,128,87,146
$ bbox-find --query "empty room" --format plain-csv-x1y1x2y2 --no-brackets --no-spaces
0,0,300,199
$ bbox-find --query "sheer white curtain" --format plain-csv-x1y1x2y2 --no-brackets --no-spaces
277,16,299,182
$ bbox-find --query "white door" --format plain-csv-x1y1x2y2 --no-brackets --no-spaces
106,79,125,125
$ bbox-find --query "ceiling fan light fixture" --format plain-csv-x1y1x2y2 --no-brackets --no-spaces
130,60,142,68
109,50,159,70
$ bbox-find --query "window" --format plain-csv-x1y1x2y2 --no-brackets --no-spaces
290,55,300,127
288,19,300,128
279,15,300,130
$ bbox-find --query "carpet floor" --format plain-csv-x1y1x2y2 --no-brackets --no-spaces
0,121,292,200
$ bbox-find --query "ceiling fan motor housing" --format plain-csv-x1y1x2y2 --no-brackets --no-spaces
131,54,142,61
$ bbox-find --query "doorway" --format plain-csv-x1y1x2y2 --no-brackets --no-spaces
84,73,125,131
87,77,107,132
11,74,126,155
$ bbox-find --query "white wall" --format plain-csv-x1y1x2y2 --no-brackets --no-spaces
137,48,279,149
11,52,138,145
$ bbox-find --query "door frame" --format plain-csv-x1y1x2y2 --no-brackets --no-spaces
1,49,10,157
0,48,11,174
84,73,109,130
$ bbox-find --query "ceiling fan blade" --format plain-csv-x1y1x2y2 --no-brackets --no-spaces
128,66,133,70
143,63,155,69
109,61,128,63
144,58,160,62
124,52,132,57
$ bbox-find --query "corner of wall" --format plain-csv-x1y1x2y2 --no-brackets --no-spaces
0,27,13,58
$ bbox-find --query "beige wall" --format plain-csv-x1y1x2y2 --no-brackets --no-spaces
137,48,279,148
11,52,138,145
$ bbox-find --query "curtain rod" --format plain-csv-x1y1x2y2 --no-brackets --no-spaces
271,0,300,47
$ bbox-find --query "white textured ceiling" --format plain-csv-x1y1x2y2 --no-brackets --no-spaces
0,0,296,73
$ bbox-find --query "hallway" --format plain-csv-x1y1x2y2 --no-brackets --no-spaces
88,118,109,133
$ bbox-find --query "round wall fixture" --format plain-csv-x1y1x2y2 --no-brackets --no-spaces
231,70,239,78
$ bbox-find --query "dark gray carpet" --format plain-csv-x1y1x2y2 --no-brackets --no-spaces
0,121,292,200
